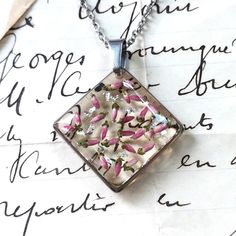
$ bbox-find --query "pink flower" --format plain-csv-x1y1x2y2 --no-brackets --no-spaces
64,125,75,132
127,156,138,166
123,93,131,104
129,95,142,102
123,94,142,103
114,160,122,176
73,112,81,125
144,142,155,152
78,139,99,147
131,128,145,139
138,142,155,155
148,103,158,114
122,143,136,153
148,129,155,138
91,112,106,124
91,94,100,109
139,106,148,119
122,115,134,123
111,80,123,89
149,124,168,138
100,156,109,170
119,130,135,136
100,121,109,140
108,138,119,145
87,139,100,146
100,127,108,140
111,103,119,122
153,123,167,134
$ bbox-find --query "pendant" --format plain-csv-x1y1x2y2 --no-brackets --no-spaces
54,39,183,192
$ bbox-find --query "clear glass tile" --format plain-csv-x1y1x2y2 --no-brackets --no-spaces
54,69,183,192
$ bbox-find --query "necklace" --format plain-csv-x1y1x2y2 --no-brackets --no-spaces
54,0,183,192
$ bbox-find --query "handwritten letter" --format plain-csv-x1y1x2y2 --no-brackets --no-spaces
0,0,236,235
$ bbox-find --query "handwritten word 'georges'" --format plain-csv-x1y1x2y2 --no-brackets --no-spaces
0,125,89,183
128,40,236,97
0,33,88,116
0,193,115,236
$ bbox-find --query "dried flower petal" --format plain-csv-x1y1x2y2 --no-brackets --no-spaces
111,103,119,122
153,123,167,134
144,142,155,152
148,103,158,115
100,127,107,140
100,156,109,170
87,139,100,146
73,112,81,125
122,143,136,153
114,160,122,176
129,95,142,102
138,142,155,155
131,128,145,139
111,80,123,89
127,156,139,166
120,130,135,136
91,94,100,109
123,92,131,104
64,125,75,132
149,123,168,137
108,138,119,145
122,115,134,123
139,106,148,119
100,121,109,140
91,112,106,124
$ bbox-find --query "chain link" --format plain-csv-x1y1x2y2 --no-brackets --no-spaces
79,0,158,49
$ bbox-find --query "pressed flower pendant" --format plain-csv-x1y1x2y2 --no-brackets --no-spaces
53,40,184,192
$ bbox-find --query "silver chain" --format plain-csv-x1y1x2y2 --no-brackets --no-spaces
79,0,158,49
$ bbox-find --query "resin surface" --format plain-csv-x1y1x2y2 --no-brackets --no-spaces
54,69,183,192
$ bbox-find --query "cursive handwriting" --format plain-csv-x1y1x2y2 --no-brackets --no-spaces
230,156,236,165
0,125,90,183
0,193,115,236
230,230,236,236
178,42,235,96
183,113,213,131
177,154,217,169
0,125,40,183
157,193,191,207
148,83,160,89
0,33,88,116
78,0,198,42
21,152,90,178
11,16,34,30
127,40,235,97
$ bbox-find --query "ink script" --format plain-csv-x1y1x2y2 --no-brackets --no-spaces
0,0,235,236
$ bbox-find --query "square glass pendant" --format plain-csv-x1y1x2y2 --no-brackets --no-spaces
54,69,183,192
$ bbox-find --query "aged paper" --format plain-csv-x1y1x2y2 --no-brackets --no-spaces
0,0,236,236
0,0,36,40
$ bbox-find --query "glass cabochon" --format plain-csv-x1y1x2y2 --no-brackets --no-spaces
54,69,183,192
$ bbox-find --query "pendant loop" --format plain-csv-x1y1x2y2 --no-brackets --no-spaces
109,39,127,74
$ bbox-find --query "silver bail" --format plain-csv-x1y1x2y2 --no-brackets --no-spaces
109,39,127,74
